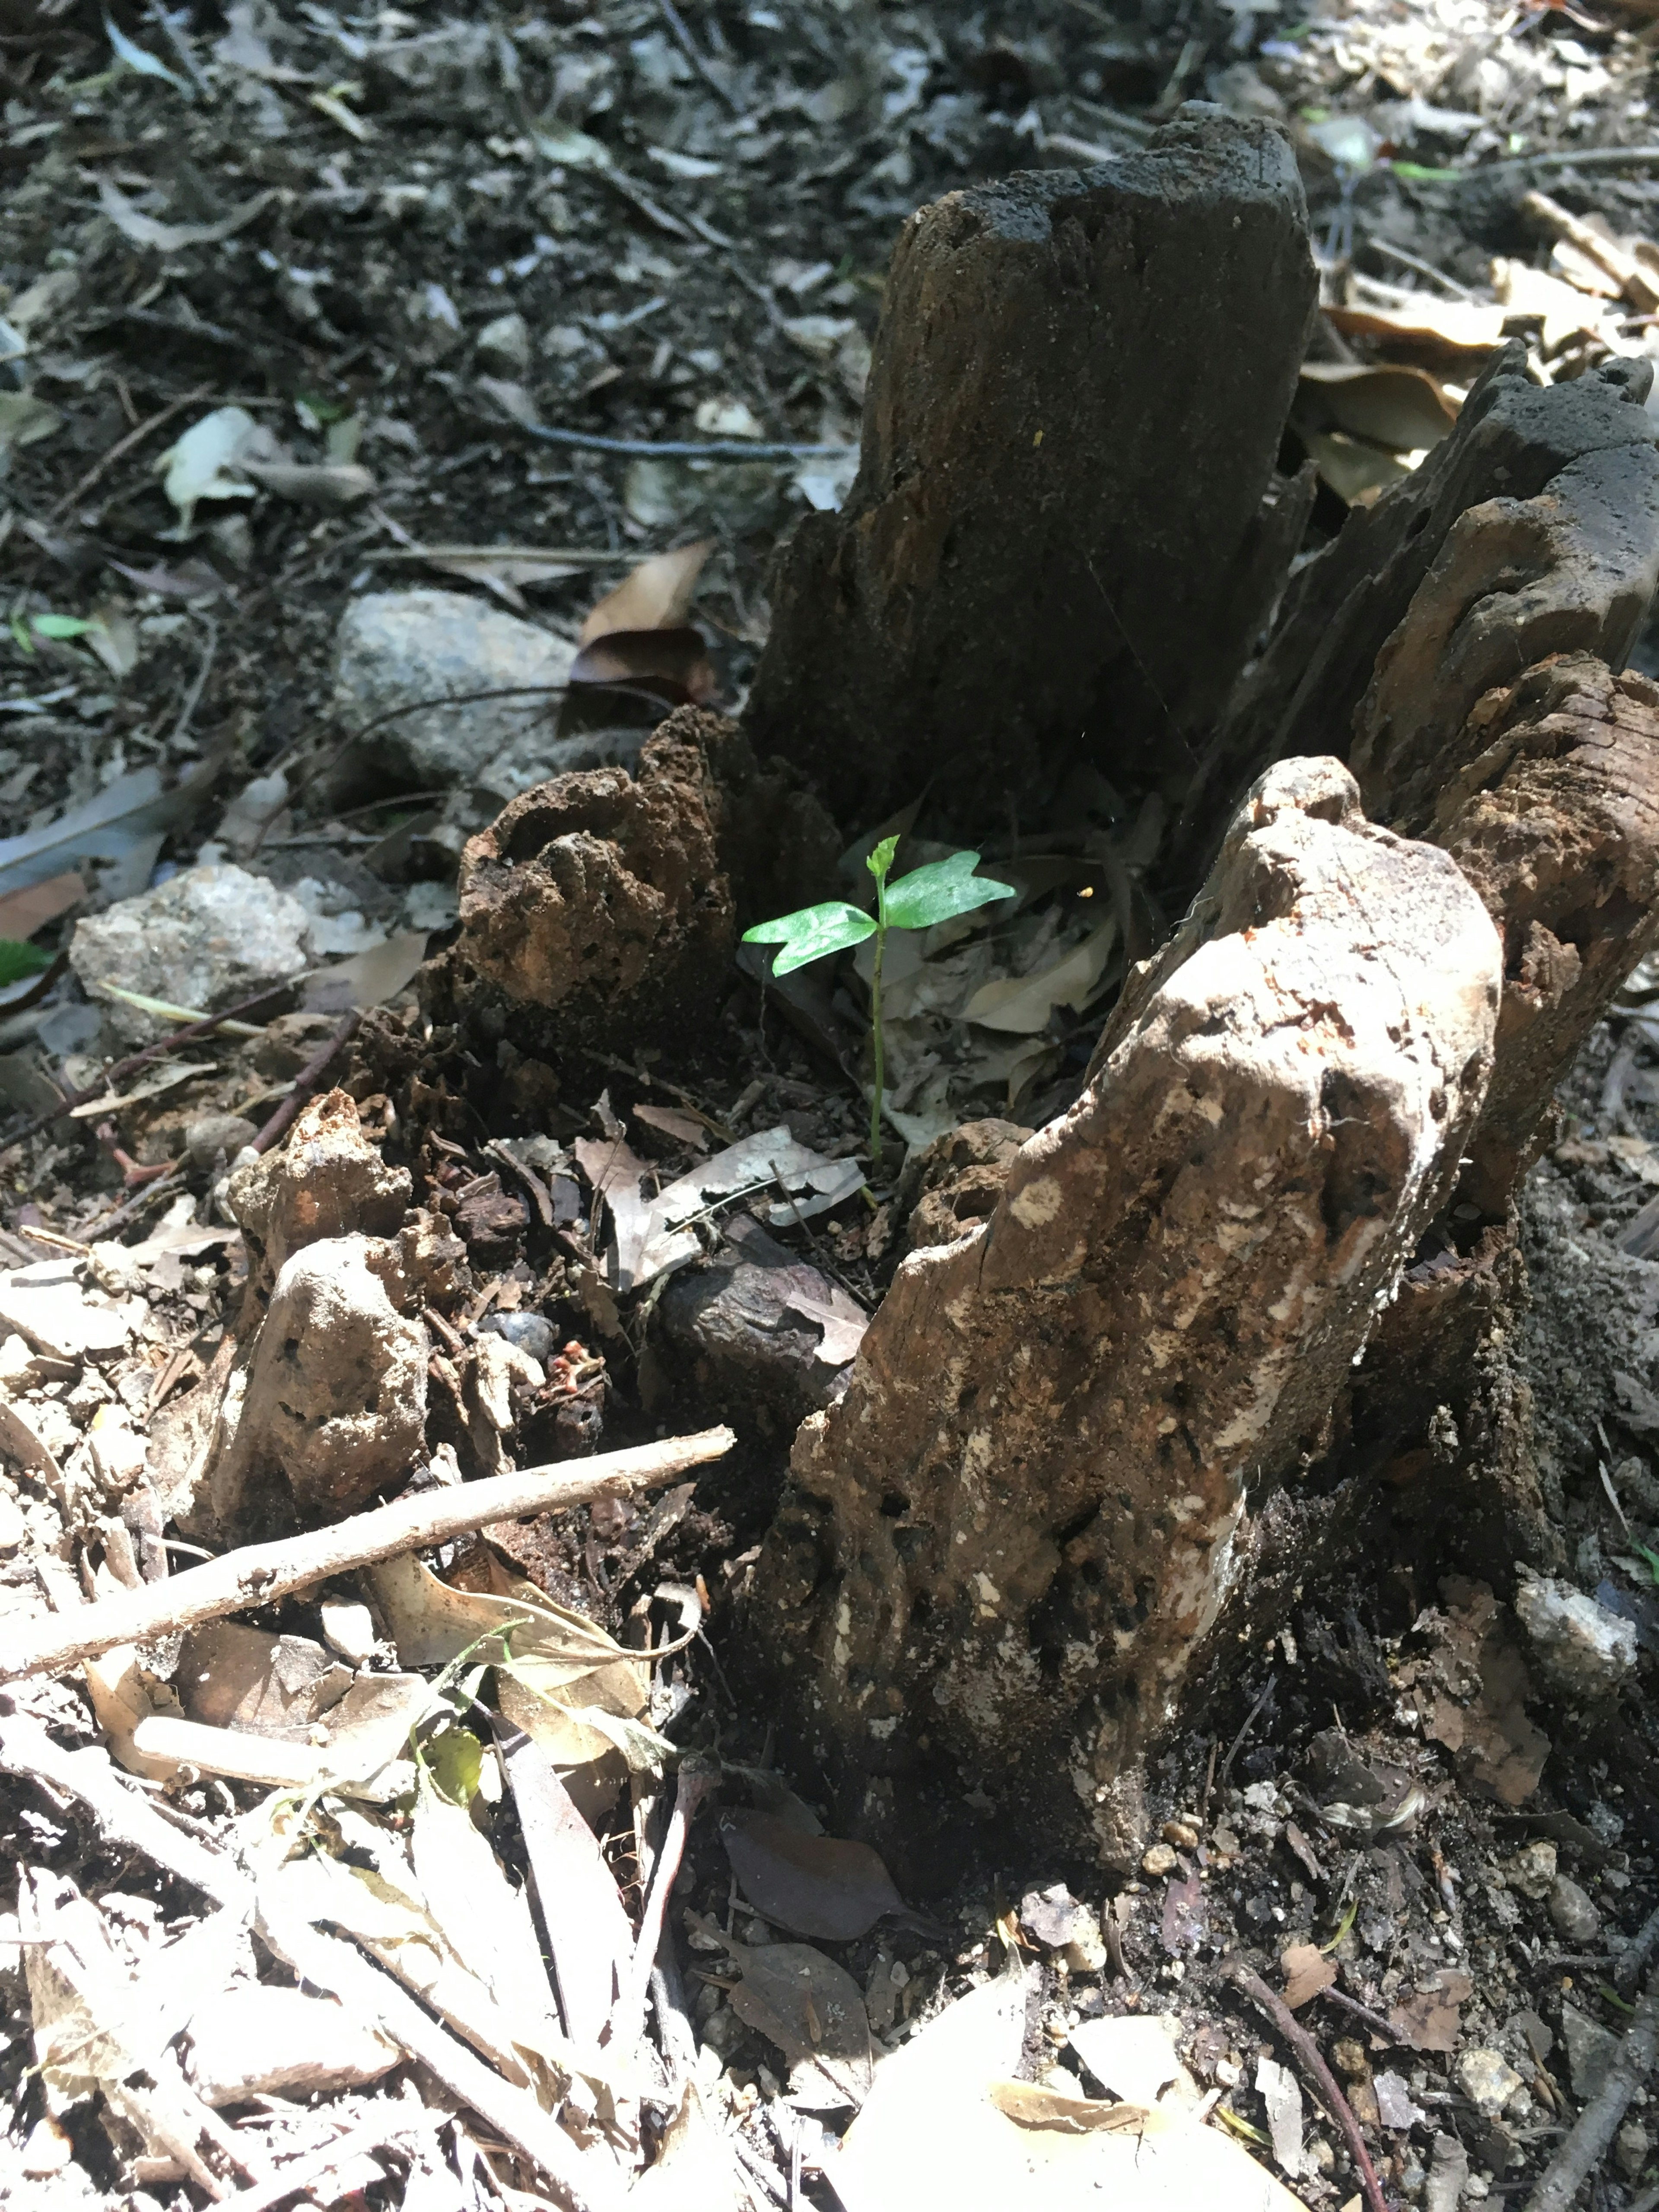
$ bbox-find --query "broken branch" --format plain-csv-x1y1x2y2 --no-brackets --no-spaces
0,1427,734,1681
1228,1959,1388,2212
1523,1970,1659,2212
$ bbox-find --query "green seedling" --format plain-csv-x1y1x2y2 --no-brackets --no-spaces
742,836,1014,1173
1638,1542,1659,1587
0,940,52,989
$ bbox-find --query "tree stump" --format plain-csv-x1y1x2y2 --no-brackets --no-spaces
744,166,1659,1876
756,760,1502,1872
744,106,1317,832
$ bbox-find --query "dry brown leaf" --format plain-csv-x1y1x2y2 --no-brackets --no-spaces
580,539,715,645
714,1930,874,2102
566,626,716,706
989,2082,1148,2134
0,869,83,941
1297,361,1459,453
1280,1942,1337,2010
719,1809,906,1940
1388,1971,1473,2054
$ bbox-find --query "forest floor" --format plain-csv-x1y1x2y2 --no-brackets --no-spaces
4,3,1659,2209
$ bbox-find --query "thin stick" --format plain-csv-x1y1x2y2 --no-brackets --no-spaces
0,1708,246,1907
1524,1970,1659,2212
1617,1902,1659,1996
45,387,212,522
217,2110,445,2212
247,1010,361,1155
1229,1960,1388,2212
0,981,294,1155
254,1900,622,2212
0,1427,734,1681
1317,1983,1400,2043
616,1759,718,2053
1219,1670,1276,1785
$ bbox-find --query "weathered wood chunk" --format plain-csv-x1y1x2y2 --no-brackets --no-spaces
744,107,1316,831
755,759,1501,1872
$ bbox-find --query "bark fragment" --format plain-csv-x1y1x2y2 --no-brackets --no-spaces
755,760,1501,1871
744,107,1316,829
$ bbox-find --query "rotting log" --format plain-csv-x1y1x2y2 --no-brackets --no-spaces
743,105,1317,832
753,760,1502,1873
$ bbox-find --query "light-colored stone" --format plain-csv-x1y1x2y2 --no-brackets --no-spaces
320,1598,380,1667
1501,1840,1557,1900
69,862,311,1046
1560,2002,1621,2101
206,1233,426,1527
1425,2131,1468,2212
1141,1843,1179,1879
226,1089,411,1288
1617,2119,1651,2178
186,1985,397,2104
1456,2048,1522,2116
1514,1572,1638,1702
1548,1873,1600,1944
333,588,580,799
476,310,531,371
185,1113,258,1170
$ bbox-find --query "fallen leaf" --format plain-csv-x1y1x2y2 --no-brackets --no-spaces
718,1808,906,1940
1067,2016,1201,2113
1160,1861,1206,1955
410,1767,563,2055
1296,362,1459,453
0,755,220,899
1324,298,1508,366
1280,1942,1338,2010
565,626,716,709
0,1258,141,1360
497,1725,632,2048
633,1102,712,1152
838,1966,1299,2212
0,391,63,453
0,871,83,941
157,406,267,534
98,179,273,254
962,918,1118,1034
580,540,715,644
989,2082,1149,2133
716,1930,874,2103
1388,1971,1473,2054
781,1281,868,1366
302,931,429,1014
240,459,375,508
633,2079,749,2211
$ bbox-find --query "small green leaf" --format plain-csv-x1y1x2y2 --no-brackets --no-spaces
425,1722,484,1806
9,612,33,655
1639,1543,1659,1588
0,939,53,987
743,900,877,976
866,833,900,885
882,850,1016,932
30,613,92,640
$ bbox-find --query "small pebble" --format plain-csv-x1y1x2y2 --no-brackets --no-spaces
1162,1819,1199,1850
1141,1843,1179,1878
1455,2048,1523,2117
1548,1873,1599,1945
1332,2038,1368,2080
1617,2120,1650,2179
481,1310,558,1362
186,1112,259,1169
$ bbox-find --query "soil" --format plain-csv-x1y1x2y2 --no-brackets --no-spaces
5,3,1659,2209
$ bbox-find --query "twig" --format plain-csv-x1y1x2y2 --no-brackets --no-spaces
617,1758,719,2053
654,0,741,112
85,1166,187,1242
0,981,295,1155
1368,236,1476,300
254,1899,621,2212
1228,1960,1388,2212
1218,1671,1275,1786
247,1010,361,1155
0,1427,734,1680
507,418,854,462
0,1707,247,1907
1317,1984,1401,2042
44,387,212,522
1524,1970,1659,2212
1617,1902,1659,1995
171,615,218,749
216,2110,445,2212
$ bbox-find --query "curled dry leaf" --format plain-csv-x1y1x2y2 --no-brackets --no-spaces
718,1808,906,1940
566,626,716,708
988,2082,1148,2134
961,917,1118,1035
1295,362,1459,454
580,540,715,645
1280,1942,1338,2011
497,1725,632,2049
696,1920,873,2103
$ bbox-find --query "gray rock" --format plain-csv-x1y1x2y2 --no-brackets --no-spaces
658,1221,858,1437
70,864,310,1046
185,1114,258,1170
332,589,582,799
1425,2131,1468,2212
1617,2119,1650,2177
476,311,531,372
1455,2048,1522,2116
1560,2002,1620,2101
1514,1572,1638,1702
1547,1873,1600,1945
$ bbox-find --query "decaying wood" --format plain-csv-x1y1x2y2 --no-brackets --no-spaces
0,1427,734,1681
755,760,1500,1873
744,107,1316,830
1186,345,1659,873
